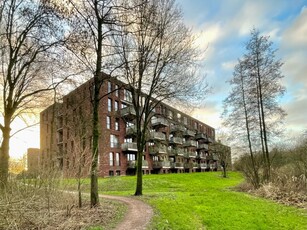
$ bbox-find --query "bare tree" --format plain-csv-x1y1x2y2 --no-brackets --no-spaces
64,0,121,207
0,0,68,188
244,28,286,181
112,0,208,195
223,59,260,187
222,28,286,187
211,141,231,178
65,103,92,208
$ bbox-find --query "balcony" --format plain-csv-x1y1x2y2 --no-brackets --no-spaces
151,117,168,127
149,131,166,141
149,145,167,155
170,148,184,156
172,162,184,168
169,137,183,145
207,137,214,143
198,153,206,159
183,140,197,147
195,133,207,140
127,160,148,168
126,125,137,137
153,161,171,169
188,151,197,158
184,163,191,169
120,106,136,120
170,124,185,133
197,143,209,150
200,163,208,169
192,163,199,168
121,142,137,152
205,154,219,161
183,129,195,137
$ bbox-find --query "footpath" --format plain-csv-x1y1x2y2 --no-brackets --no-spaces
101,195,153,230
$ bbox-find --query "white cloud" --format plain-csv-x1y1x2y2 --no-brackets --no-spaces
283,6,307,48
221,60,237,71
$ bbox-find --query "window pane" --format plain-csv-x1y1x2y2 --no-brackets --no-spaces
109,152,113,166
108,98,112,112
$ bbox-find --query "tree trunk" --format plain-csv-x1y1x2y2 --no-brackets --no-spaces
240,70,260,188
0,113,12,189
134,150,143,196
0,125,10,189
78,178,82,208
90,77,100,207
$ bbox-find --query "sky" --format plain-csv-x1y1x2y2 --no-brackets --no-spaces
176,0,307,141
8,0,307,158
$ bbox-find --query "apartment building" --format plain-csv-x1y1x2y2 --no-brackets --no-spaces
40,73,229,177
27,148,40,174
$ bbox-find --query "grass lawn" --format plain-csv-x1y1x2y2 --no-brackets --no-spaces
67,172,307,230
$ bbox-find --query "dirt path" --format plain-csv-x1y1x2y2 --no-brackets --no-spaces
101,195,153,230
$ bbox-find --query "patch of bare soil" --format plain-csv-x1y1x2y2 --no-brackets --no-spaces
101,195,153,230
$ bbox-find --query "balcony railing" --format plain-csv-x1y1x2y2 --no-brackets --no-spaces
126,125,137,137
127,160,148,168
169,137,183,145
198,153,206,159
192,163,199,168
149,145,167,155
197,143,209,150
205,154,219,161
120,106,136,119
184,129,195,137
170,124,185,133
183,140,197,147
200,163,208,169
172,162,184,168
195,132,207,140
151,117,168,127
149,131,166,141
127,160,136,168
170,148,184,156
121,142,137,152
188,152,197,158
153,161,171,168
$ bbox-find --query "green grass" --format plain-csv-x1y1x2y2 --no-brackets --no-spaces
67,172,307,229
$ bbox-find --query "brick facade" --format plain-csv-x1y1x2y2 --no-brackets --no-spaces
40,73,230,177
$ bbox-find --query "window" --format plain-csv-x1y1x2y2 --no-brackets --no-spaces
107,116,111,129
168,110,173,119
124,89,132,102
108,81,112,93
194,122,198,130
153,156,158,161
125,138,133,143
109,152,114,166
115,119,119,131
115,84,119,97
114,101,119,111
115,153,120,166
122,103,127,109
110,134,119,148
109,170,114,176
127,154,135,161
183,116,188,125
108,98,112,112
